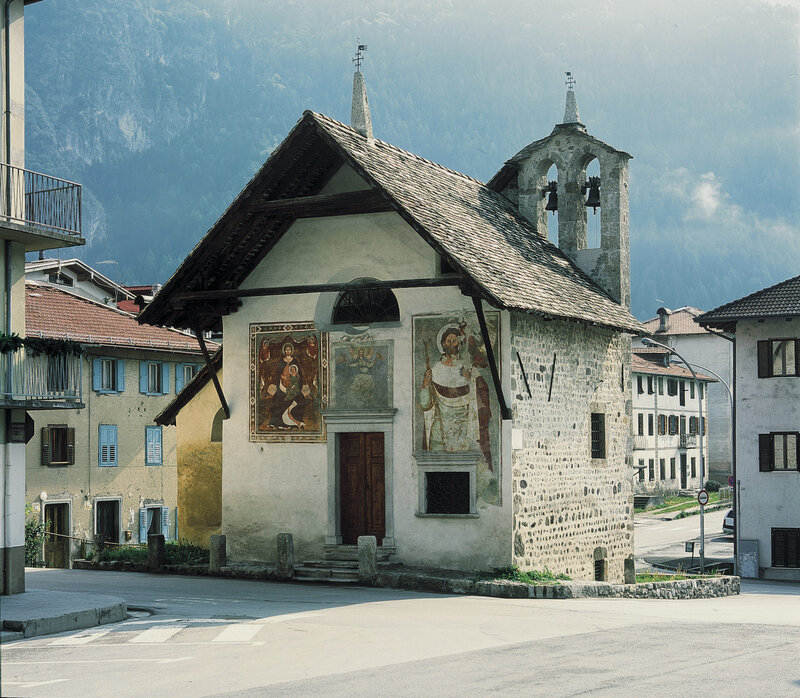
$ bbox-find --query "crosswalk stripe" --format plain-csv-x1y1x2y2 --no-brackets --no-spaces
50,629,112,646
212,624,262,643
129,624,187,644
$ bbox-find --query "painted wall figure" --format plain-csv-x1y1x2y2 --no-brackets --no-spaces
414,313,500,505
250,323,328,441
332,340,392,409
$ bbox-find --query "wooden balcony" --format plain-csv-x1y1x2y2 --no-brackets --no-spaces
0,347,83,409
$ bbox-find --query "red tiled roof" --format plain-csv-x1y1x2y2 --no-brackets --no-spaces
25,281,214,354
641,307,708,335
116,299,141,314
631,352,715,381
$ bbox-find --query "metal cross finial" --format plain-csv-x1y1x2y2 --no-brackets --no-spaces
353,41,367,71
565,71,576,90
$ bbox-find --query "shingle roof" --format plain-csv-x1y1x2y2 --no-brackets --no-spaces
631,352,716,382
311,112,643,333
154,348,222,426
26,281,212,354
697,274,800,331
140,111,643,335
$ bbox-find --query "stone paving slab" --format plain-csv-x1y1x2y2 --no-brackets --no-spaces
0,589,127,641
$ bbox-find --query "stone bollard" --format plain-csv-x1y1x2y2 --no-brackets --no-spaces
357,535,378,584
147,534,165,572
624,556,636,585
276,533,294,579
209,534,227,573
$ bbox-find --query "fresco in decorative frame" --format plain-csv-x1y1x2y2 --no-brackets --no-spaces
412,312,501,506
331,337,393,409
249,322,328,442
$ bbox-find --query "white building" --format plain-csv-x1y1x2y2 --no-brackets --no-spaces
0,0,85,594
139,72,645,582
631,351,713,497
698,275,800,580
639,306,733,483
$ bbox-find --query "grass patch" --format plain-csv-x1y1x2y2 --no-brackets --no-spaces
477,565,571,584
634,491,726,515
636,570,720,583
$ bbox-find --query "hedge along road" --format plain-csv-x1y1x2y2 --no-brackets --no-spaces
2,568,798,698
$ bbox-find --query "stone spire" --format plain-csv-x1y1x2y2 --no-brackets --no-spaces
563,88,580,124
350,44,373,141
351,70,374,141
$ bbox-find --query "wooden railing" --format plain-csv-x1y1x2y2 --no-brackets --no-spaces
0,162,82,235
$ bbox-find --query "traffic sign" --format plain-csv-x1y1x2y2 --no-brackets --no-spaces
727,475,735,487
697,489,709,506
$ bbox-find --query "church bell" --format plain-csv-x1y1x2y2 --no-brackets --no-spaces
583,176,601,213
542,180,558,213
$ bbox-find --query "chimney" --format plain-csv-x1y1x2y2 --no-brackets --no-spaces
350,44,373,141
656,307,671,333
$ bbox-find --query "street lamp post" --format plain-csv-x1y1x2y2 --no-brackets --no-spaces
641,337,706,573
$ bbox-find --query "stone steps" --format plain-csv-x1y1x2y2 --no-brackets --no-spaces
293,564,360,583
324,544,393,562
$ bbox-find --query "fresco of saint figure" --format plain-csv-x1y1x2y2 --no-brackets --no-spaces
414,313,500,505
332,341,392,409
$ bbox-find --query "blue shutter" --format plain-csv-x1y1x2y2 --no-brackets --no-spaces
161,506,170,541
161,363,170,395
139,507,147,543
92,358,102,391
99,425,118,466
174,506,178,541
140,362,148,394
145,426,162,465
175,363,186,393
117,360,125,392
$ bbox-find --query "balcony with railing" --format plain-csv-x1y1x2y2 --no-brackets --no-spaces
633,435,650,450
0,346,83,409
0,162,82,242
679,433,698,449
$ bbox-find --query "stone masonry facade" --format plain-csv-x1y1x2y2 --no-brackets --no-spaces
510,312,634,582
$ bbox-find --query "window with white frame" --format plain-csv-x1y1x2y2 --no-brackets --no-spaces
175,363,202,392
92,357,125,393
140,361,169,395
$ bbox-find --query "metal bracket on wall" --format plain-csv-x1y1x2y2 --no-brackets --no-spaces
547,352,557,402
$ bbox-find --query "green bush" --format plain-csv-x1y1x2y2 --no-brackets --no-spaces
24,505,46,566
478,565,570,584
99,545,148,564
96,539,209,566
705,479,721,492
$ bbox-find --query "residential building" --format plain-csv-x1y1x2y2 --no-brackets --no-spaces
631,351,714,496
24,280,212,567
25,257,134,307
1,0,85,594
698,274,800,580
139,73,644,582
639,306,733,483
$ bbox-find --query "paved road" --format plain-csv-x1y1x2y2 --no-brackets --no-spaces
634,508,728,554
2,568,798,697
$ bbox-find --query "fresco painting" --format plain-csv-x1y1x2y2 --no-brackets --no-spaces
413,312,500,506
249,322,328,442
331,339,393,409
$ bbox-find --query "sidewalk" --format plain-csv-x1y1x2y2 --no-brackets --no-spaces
0,582,126,643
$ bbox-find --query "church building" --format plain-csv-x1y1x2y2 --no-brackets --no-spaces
141,64,644,582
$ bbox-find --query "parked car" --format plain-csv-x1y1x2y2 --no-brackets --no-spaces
723,509,734,534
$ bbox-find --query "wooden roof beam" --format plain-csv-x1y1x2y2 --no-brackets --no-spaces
250,189,392,218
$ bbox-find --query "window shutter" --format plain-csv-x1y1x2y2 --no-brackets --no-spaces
41,427,51,466
66,428,75,465
175,364,185,393
161,363,170,394
146,427,162,465
139,508,147,543
759,434,772,472
139,362,148,394
161,506,170,541
109,426,117,465
757,341,771,378
92,359,102,391
796,340,800,377
117,360,125,392
174,506,179,540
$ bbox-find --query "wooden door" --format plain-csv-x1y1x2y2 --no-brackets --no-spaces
96,500,119,545
339,432,385,545
44,503,69,568
680,454,688,489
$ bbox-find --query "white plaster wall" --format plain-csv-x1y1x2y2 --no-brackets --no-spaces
222,190,513,569
736,318,800,577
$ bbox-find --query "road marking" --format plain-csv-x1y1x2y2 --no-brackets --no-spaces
129,624,188,643
2,679,69,689
50,628,112,646
213,624,262,642
3,657,193,665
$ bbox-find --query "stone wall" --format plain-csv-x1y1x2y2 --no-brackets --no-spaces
510,313,633,582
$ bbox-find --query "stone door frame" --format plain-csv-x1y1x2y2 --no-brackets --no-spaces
323,409,397,547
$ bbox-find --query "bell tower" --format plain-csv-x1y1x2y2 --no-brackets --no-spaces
495,75,631,308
